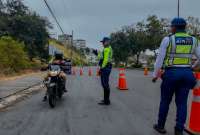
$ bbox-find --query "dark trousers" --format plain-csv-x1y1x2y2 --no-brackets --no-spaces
100,67,112,103
157,68,196,131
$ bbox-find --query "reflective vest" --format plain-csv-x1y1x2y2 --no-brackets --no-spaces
164,33,198,67
99,46,113,68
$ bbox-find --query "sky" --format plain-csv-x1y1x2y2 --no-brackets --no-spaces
23,0,199,49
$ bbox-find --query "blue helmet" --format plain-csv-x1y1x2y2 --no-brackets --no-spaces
100,37,110,43
171,18,187,27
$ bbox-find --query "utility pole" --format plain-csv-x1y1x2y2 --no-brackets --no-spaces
71,30,73,60
178,0,180,17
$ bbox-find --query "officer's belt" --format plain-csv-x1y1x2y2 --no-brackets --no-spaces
165,66,191,70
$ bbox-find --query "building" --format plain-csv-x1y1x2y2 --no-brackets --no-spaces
73,39,86,49
58,34,72,45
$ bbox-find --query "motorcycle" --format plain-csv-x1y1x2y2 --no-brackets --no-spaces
44,65,65,108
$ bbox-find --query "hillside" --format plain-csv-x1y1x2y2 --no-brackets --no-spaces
49,39,88,65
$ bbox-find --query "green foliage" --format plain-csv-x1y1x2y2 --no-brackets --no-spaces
0,0,51,60
187,16,200,36
110,30,131,66
146,15,167,53
49,39,88,66
85,47,91,55
0,36,30,74
131,63,143,68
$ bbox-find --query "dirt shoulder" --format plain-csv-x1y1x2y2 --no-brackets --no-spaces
0,70,43,81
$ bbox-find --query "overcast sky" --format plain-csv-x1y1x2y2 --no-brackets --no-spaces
23,0,199,49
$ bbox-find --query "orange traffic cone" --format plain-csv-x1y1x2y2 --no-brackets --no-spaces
144,67,149,76
186,72,200,134
117,68,128,90
80,68,83,76
88,68,92,76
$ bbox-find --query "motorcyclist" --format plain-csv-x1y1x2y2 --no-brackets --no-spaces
43,52,67,101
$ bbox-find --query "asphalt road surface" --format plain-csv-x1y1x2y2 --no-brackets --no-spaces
0,68,191,135
0,73,43,98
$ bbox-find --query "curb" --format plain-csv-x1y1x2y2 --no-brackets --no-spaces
0,82,42,100
0,82,43,110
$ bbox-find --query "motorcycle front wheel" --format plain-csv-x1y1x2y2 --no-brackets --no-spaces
48,87,56,108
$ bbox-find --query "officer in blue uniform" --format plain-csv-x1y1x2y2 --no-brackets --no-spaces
98,37,113,106
152,18,200,135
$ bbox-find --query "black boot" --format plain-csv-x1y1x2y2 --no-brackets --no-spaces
43,95,47,102
98,88,110,105
153,124,167,134
61,81,67,92
105,88,110,105
98,101,110,105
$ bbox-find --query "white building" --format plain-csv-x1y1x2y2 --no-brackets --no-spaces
73,39,86,49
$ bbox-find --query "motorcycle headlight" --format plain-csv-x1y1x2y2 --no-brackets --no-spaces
49,83,56,87
49,71,59,77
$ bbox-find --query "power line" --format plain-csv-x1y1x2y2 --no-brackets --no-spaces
43,0,65,34
59,0,72,33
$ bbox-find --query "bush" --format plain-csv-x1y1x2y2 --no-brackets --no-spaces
0,36,30,74
131,63,143,68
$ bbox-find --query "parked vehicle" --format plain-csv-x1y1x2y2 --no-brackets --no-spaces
63,59,72,75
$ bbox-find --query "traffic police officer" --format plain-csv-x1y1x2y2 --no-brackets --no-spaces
98,37,113,105
152,18,200,135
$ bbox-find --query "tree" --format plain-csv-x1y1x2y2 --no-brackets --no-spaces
85,47,91,55
187,16,200,36
6,0,28,16
146,15,166,56
109,15,167,66
131,21,147,65
110,30,131,66
0,0,52,60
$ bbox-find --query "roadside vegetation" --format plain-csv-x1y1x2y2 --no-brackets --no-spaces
0,0,87,76
49,39,88,66
0,0,50,76
0,36,29,74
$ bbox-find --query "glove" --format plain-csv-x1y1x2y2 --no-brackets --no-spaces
152,77,158,83
99,70,101,76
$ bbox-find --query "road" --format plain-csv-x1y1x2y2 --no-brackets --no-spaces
0,68,191,135
0,73,43,99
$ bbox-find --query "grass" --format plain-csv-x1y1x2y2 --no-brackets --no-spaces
49,39,88,65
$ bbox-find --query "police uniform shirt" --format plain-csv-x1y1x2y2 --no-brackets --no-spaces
153,36,200,78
